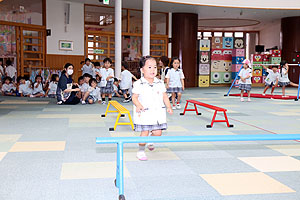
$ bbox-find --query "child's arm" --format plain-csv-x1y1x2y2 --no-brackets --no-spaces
114,89,121,97
132,93,144,112
261,64,268,70
45,88,50,96
166,78,170,89
163,92,173,114
284,65,289,75
181,79,185,90
132,75,138,81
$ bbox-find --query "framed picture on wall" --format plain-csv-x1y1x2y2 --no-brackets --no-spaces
59,40,73,51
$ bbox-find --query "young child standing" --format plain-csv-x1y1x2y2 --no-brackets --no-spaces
81,78,101,104
120,61,138,103
81,58,94,76
99,57,114,104
45,74,59,98
238,59,252,102
1,77,16,96
93,61,101,78
30,75,45,97
262,65,280,95
166,57,185,109
132,56,173,161
278,61,299,97
18,76,32,97
5,60,17,82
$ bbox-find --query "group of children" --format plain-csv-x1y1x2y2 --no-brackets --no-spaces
238,59,298,101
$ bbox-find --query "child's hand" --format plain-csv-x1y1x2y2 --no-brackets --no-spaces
73,88,81,92
98,100,102,104
167,107,173,115
106,77,110,81
166,85,169,89
136,105,144,113
182,86,185,91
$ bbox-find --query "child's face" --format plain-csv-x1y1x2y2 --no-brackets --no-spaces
79,79,84,85
158,60,163,67
36,77,42,83
121,66,125,71
142,59,157,79
96,76,100,81
284,63,288,68
172,59,180,70
243,63,248,69
20,79,25,84
272,67,278,73
84,77,90,83
55,76,59,82
113,81,119,86
86,61,90,66
91,81,97,88
4,79,10,84
104,61,111,69
96,65,101,69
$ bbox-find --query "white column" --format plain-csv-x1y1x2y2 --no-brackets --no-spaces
168,12,172,58
142,0,150,56
115,0,122,78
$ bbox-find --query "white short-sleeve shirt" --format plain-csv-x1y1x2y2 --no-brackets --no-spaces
99,68,114,87
93,68,101,78
82,64,93,76
48,81,58,95
6,65,17,78
88,86,101,101
81,83,89,92
265,69,280,84
1,83,16,92
19,81,32,95
165,68,185,88
238,68,252,84
120,70,133,90
33,82,44,94
132,77,167,125
279,68,290,82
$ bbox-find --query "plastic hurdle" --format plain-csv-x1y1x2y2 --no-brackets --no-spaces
96,134,300,200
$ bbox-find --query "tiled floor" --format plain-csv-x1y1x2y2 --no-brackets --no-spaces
0,87,300,200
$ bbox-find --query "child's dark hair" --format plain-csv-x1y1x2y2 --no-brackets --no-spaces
170,57,181,68
160,56,169,67
272,65,279,69
280,60,287,77
4,76,12,83
83,73,92,78
103,57,113,64
85,58,91,63
80,61,85,65
35,75,43,82
96,74,100,80
62,63,73,74
51,74,59,82
139,56,156,68
6,59,12,66
78,76,84,82
114,78,119,83
94,61,101,67
121,61,129,69
17,76,25,83
89,78,97,86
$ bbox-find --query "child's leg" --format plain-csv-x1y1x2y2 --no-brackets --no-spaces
151,129,162,137
108,93,112,101
33,93,44,97
138,130,150,147
271,86,276,95
177,92,182,104
282,85,286,96
171,92,176,106
263,86,269,94
82,92,89,101
247,90,251,98
290,82,299,87
240,89,244,97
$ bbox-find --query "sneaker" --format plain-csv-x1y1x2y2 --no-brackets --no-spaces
136,151,148,161
176,104,181,109
102,101,106,105
172,105,176,110
262,93,266,96
122,99,130,103
248,98,251,102
57,101,63,105
81,101,86,105
147,143,155,151
240,98,244,102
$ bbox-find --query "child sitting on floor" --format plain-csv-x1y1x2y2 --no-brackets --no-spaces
81,78,101,104
112,78,122,97
1,76,16,96
45,74,59,98
30,75,45,98
18,76,32,97
81,73,92,97
262,65,279,96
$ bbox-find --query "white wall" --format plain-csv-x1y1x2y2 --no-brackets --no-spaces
259,20,281,50
46,0,84,55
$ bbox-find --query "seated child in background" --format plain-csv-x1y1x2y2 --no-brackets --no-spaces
1,76,16,96
120,61,138,103
81,78,101,104
112,78,122,97
93,61,101,78
78,76,84,90
96,74,101,88
18,76,32,97
30,75,45,98
262,65,279,95
81,58,94,76
45,74,59,98
81,73,92,97
5,60,17,82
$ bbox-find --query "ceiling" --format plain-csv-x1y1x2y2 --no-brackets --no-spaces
63,0,300,30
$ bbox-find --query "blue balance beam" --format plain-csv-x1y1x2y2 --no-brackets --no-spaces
96,134,300,200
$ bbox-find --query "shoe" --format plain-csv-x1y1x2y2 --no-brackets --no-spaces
176,104,181,109
81,101,86,105
147,143,155,151
136,151,148,161
262,93,266,96
102,101,106,105
248,98,251,102
172,105,176,110
240,98,244,102
122,99,130,103
57,101,63,105
30,94,34,98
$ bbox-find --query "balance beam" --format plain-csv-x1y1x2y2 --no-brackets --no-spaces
96,134,300,200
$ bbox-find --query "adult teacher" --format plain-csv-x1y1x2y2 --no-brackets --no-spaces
56,63,81,105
